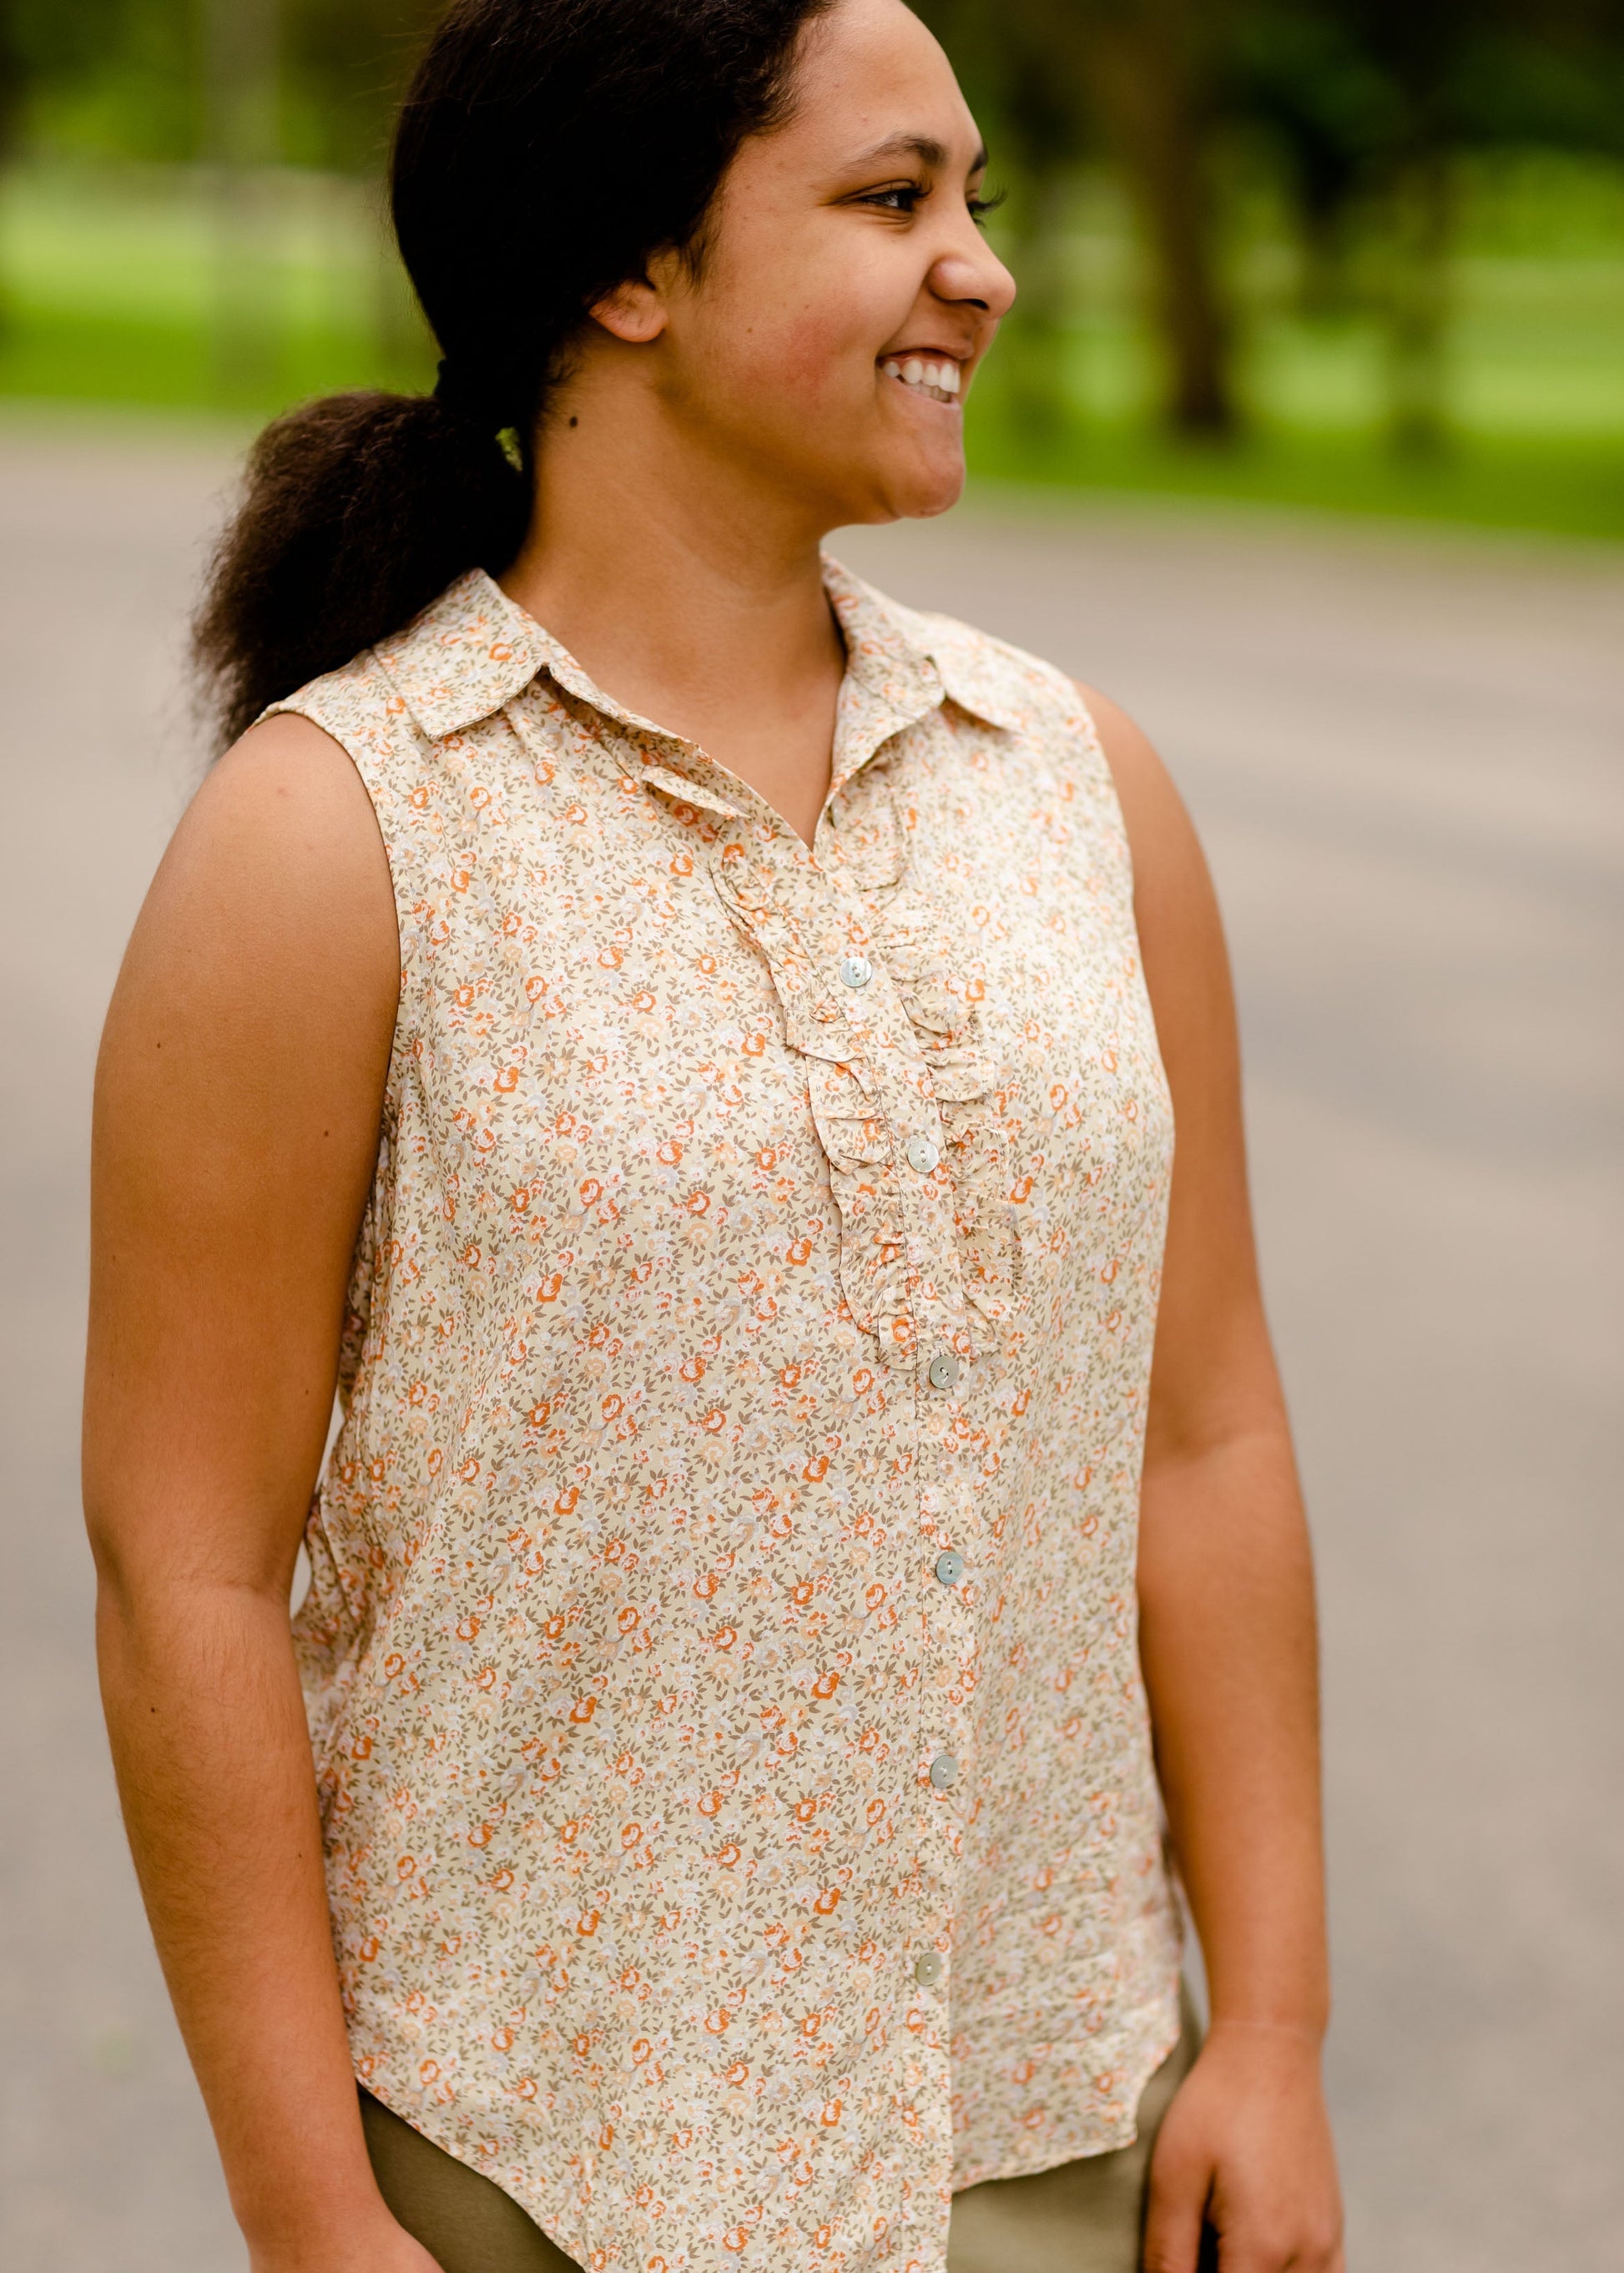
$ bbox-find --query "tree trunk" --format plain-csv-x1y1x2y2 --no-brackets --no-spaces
1081,0,1237,437
1384,146,1452,458
0,4,28,343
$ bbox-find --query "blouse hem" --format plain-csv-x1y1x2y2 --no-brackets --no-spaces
946,2005,1186,2195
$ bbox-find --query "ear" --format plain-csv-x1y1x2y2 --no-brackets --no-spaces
588,275,668,345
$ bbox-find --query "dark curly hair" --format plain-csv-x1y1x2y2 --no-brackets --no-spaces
193,0,834,747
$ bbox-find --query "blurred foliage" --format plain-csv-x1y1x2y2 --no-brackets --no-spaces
1,0,438,164
920,0,1624,450
1,0,1621,534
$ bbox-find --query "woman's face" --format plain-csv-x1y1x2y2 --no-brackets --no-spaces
639,0,1016,529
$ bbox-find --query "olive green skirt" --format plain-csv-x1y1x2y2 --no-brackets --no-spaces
361,1985,1202,2273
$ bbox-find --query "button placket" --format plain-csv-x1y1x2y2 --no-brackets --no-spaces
812,820,981,2080
825,930,976,1406
814,851,974,2012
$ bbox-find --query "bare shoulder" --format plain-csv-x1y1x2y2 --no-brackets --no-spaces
1072,680,1202,893
98,711,400,1142
177,709,395,915
126,711,397,1009
1071,678,1238,1083
1072,678,1218,930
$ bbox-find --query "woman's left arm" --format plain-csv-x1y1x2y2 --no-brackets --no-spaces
1082,684,1344,2273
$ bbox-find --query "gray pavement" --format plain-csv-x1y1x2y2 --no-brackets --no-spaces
3,419,1621,2271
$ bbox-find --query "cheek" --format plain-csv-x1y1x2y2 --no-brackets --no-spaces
687,239,900,431
718,304,880,423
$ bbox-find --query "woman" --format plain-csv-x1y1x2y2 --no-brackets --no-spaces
84,1,1344,2268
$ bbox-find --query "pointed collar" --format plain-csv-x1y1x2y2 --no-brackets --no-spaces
372,556,1022,756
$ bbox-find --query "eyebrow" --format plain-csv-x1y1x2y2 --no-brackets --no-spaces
848,133,989,174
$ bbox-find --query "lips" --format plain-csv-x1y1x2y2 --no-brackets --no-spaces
881,355,962,405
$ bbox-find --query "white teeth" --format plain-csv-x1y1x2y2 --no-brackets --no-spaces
883,355,964,400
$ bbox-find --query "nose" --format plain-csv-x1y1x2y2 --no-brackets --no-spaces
931,221,1016,324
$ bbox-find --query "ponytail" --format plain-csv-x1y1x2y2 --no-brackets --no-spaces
191,0,830,752
194,390,527,748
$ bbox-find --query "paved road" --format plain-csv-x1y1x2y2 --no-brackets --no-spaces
3,421,1620,2272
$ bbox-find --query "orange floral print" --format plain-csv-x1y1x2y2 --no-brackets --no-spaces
265,556,1183,2273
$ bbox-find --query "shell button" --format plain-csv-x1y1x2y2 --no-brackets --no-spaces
914,1950,943,1986
838,954,873,990
905,1136,941,1174
928,1752,959,1789
926,1351,960,1393
933,1550,965,1585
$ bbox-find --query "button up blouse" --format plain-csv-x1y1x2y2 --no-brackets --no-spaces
267,555,1183,2273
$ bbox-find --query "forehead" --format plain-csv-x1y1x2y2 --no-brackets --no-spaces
770,0,979,170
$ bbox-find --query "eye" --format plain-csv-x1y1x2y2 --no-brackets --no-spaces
967,186,1007,229
858,179,925,214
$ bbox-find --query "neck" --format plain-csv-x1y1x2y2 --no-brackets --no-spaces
498,368,848,844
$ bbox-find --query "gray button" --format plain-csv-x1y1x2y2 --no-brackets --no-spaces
929,1752,959,1788
934,1550,965,1585
839,954,873,990
914,1950,943,1986
926,1351,960,1393
905,1136,940,1174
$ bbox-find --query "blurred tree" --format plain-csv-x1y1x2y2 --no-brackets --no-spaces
0,0,187,336
282,0,441,174
1228,8,1390,315
922,0,1241,441
279,0,440,375
1236,0,1624,452
1342,0,1472,456
4,0,1618,443
932,0,1624,459
1458,0,1624,158
0,0,445,172
918,0,1095,445
0,0,194,160
1078,0,1238,434
1,0,441,386
201,0,282,400
1228,1,1468,453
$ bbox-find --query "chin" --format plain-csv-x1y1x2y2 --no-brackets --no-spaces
908,476,965,521
892,465,967,522
841,451,966,527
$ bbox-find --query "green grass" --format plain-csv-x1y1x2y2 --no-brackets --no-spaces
0,163,433,413
3,156,1623,540
964,411,1624,542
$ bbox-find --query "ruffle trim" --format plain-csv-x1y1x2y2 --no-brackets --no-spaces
870,866,1025,1365
711,776,1025,1372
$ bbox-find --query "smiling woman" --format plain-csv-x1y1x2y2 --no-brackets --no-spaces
85,6,1342,2273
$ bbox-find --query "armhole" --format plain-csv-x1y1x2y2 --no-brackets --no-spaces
1057,672,1142,912
257,683,415,1131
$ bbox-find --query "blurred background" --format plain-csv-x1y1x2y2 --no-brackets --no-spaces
1,3,1620,2271
2,0,1624,527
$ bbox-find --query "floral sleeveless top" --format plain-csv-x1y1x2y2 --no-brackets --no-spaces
266,557,1183,2273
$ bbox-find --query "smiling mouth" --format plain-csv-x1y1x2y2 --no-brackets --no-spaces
881,355,962,406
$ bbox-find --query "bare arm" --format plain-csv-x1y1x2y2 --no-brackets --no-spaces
1084,685,1344,2273
83,715,439,2273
